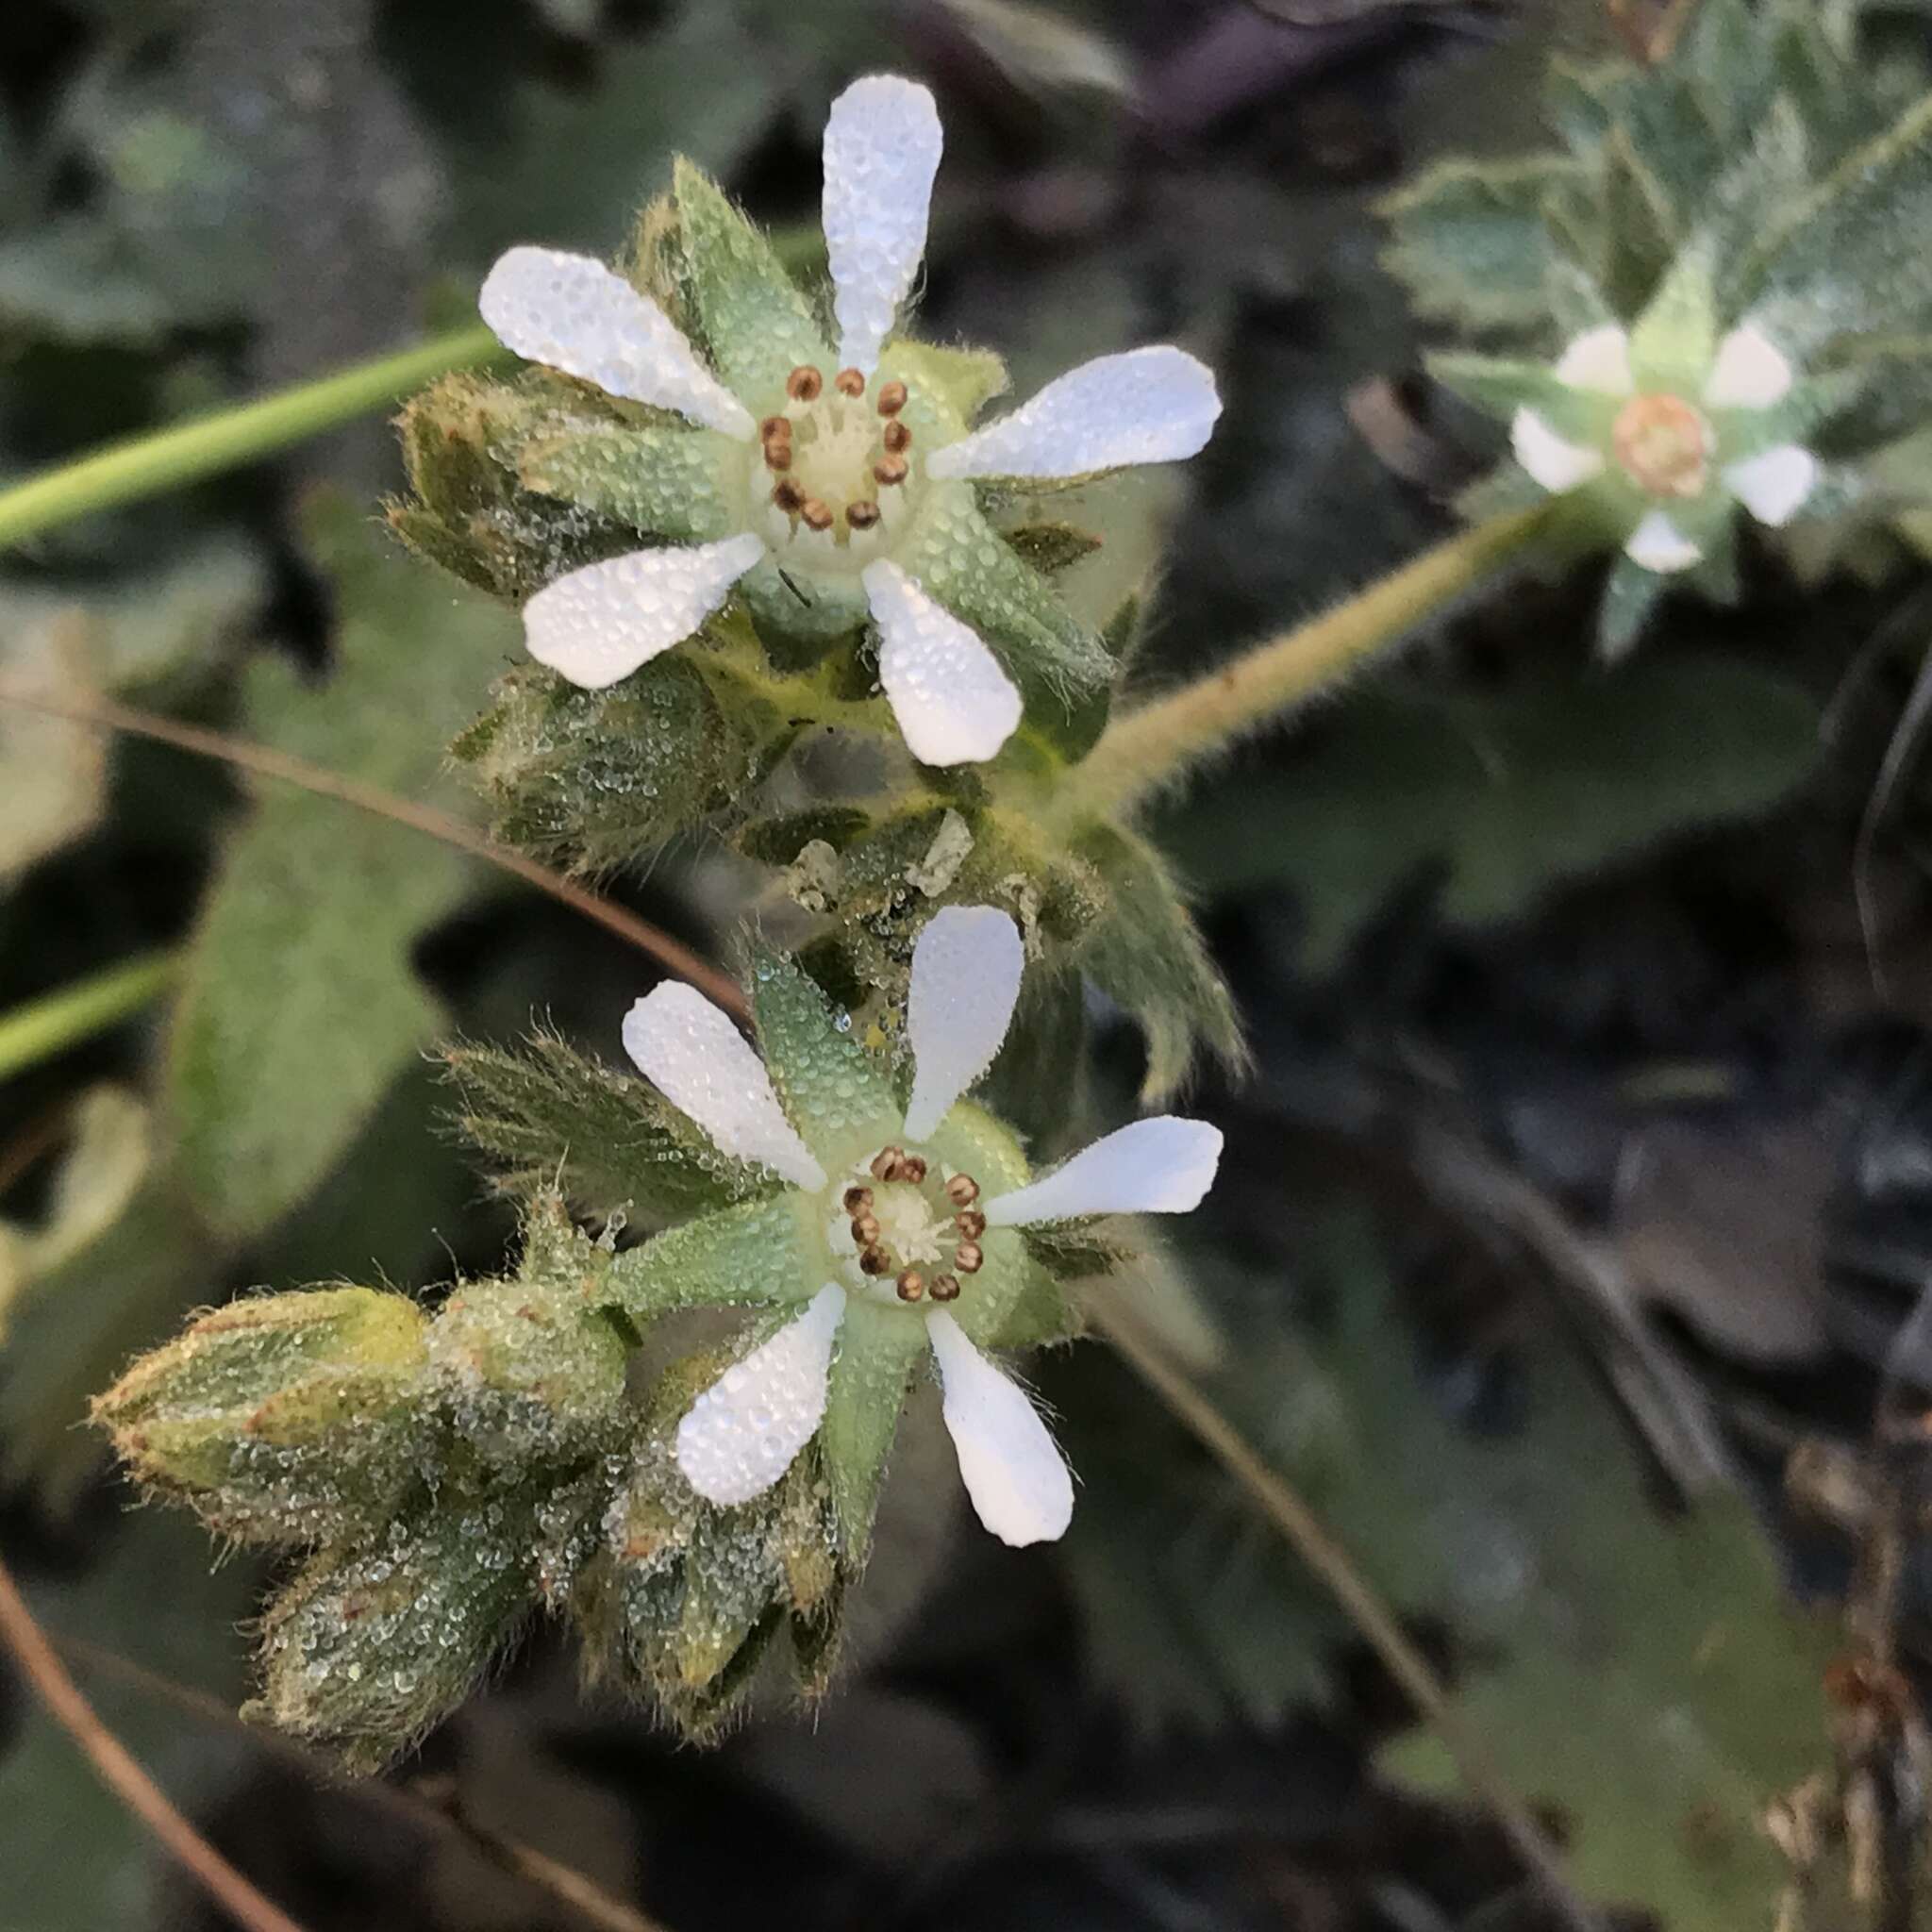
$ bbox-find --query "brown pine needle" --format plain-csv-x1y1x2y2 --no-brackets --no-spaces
0,1553,311,1932
0,682,747,1017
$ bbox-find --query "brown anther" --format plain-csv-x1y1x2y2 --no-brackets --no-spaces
955,1209,987,1241
930,1273,960,1302
834,367,866,397
882,419,912,454
762,440,792,473
876,380,908,416
871,1146,907,1182
954,1240,984,1274
945,1174,980,1208
772,479,806,514
874,454,908,487
843,1185,874,1214
759,414,792,443
899,1155,928,1184
851,1212,881,1246
845,500,881,530
800,497,835,532
859,1247,891,1276
786,366,823,401
895,1269,925,1302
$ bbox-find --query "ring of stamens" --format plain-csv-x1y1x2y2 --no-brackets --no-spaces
834,1148,986,1305
1610,392,1714,499
754,364,919,566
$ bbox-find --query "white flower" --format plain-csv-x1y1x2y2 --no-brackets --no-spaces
1509,319,1820,576
620,906,1224,1546
477,75,1222,765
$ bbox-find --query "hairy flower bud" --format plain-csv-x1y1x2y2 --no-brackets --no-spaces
92,1287,429,1544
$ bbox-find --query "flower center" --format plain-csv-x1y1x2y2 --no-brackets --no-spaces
826,1145,986,1306
751,364,920,572
1610,392,1713,499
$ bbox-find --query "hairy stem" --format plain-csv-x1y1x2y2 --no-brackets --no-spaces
1065,507,1551,822
0,325,502,551
0,949,179,1084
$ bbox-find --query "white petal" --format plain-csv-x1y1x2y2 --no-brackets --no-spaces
1623,509,1704,575
1553,325,1634,395
862,560,1023,766
985,1117,1224,1227
1703,325,1794,410
1510,407,1606,493
823,75,943,375
926,1310,1073,1547
1723,443,1817,526
903,907,1025,1141
478,245,754,439
524,536,764,690
676,1285,844,1506
622,981,826,1190
924,347,1221,481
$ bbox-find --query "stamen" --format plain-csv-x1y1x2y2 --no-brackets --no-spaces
851,1211,881,1246
800,498,835,532
946,1174,980,1208
871,1147,907,1183
874,454,908,488
763,441,792,473
846,500,881,530
787,366,824,401
843,1185,874,1215
773,479,805,514
760,415,791,443
834,367,866,397
899,1155,928,1185
955,1209,986,1241
929,1274,960,1303
882,420,912,454
859,1247,891,1276
876,380,908,417
895,1269,925,1303
954,1241,983,1275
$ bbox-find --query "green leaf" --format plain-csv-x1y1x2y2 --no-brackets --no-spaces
440,1028,781,1223
518,421,743,541
748,949,901,1169
670,158,830,407
1156,659,1822,970
606,1191,820,1320
166,495,509,1238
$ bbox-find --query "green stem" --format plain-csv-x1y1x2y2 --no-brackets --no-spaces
0,325,503,551
0,951,180,1084
1063,506,1552,822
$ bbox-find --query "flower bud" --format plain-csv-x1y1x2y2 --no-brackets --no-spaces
93,1287,429,1544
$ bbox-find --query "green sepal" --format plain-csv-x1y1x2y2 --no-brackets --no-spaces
1067,820,1247,1102
819,1294,924,1560
518,422,743,542
670,157,830,408
605,1191,821,1321
900,487,1115,761
1426,353,1610,441
1597,554,1668,661
1628,243,1719,390
979,1257,1081,1350
92,1286,430,1547
1456,461,1557,525
439,1029,781,1223
249,1486,542,1773
883,338,1010,426
747,948,901,1168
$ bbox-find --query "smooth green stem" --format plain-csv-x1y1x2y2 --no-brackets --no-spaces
0,325,503,551
1063,506,1553,822
0,951,180,1084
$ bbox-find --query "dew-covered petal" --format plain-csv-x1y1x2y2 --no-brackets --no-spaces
623,981,826,1190
1554,324,1634,395
1723,443,1817,526
675,1285,845,1506
823,75,943,376
904,907,1025,1141
985,1116,1224,1227
478,245,755,438
523,536,764,690
1511,407,1605,492
925,1309,1073,1547
862,559,1023,766
1703,324,1794,410
1623,509,1704,574
924,347,1221,481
